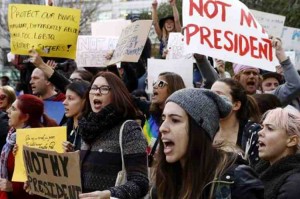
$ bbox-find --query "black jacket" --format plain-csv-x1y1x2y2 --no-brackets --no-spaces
0,111,9,151
256,154,300,199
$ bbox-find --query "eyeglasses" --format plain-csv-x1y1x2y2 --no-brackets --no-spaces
153,80,168,88
89,85,111,95
0,95,7,100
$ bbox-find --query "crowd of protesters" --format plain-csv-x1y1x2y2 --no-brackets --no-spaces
0,0,300,198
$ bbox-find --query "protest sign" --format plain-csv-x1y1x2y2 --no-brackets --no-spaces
13,127,66,182
166,33,185,59
250,9,285,38
76,36,119,67
91,19,131,37
183,0,278,71
147,59,193,94
109,20,152,65
44,101,65,124
281,26,300,69
23,146,81,199
8,4,80,59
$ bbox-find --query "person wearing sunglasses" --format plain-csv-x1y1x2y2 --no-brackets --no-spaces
0,86,16,112
0,86,16,152
144,72,185,166
78,71,148,199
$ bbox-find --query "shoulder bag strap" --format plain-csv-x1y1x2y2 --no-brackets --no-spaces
119,120,133,171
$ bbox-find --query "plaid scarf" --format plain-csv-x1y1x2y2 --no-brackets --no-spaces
0,128,16,179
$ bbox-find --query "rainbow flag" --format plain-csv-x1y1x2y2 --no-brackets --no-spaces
143,116,159,153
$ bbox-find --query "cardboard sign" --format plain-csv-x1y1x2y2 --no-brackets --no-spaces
250,9,285,38
23,146,81,199
44,101,65,124
147,59,194,94
13,127,66,182
109,20,153,65
91,19,131,37
183,0,277,71
281,26,300,69
166,33,185,59
8,4,80,59
76,36,119,67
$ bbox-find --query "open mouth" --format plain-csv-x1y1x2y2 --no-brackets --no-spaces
93,99,102,110
247,81,256,86
162,139,175,154
258,141,266,148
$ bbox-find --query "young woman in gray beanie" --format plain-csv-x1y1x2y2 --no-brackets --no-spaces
152,88,264,199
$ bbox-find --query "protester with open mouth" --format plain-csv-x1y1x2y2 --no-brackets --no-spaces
145,72,185,166
256,107,300,199
153,88,264,199
0,94,57,199
78,72,148,199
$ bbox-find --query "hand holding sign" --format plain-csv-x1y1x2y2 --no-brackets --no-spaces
0,178,13,192
29,49,45,67
270,37,288,63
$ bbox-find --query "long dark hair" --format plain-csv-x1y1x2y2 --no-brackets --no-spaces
155,116,236,199
17,94,57,127
82,71,140,119
217,78,260,123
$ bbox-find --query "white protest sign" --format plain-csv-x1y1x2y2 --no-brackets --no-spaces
281,26,300,51
147,59,194,94
250,9,285,38
183,0,277,72
109,20,152,65
76,36,118,67
166,33,184,59
91,19,131,37
281,27,300,69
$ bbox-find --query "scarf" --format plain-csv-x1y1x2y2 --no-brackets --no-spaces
0,128,16,179
79,104,124,144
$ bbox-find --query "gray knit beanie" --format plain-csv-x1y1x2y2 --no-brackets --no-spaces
166,88,232,140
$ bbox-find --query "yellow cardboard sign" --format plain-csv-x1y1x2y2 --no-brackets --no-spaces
8,4,81,59
13,126,67,182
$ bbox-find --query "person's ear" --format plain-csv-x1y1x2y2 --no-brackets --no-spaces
233,74,240,81
232,101,241,111
287,135,299,148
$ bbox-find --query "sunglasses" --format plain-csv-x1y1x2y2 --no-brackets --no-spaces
0,95,7,100
153,80,168,88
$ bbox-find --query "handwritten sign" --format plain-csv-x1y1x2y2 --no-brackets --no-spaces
13,127,66,182
281,26,300,69
91,19,131,37
8,4,80,59
147,59,193,94
76,36,118,67
250,9,285,38
109,20,153,65
183,0,277,71
23,146,81,199
166,33,185,59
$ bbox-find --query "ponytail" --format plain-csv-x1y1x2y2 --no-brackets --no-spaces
246,95,260,123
